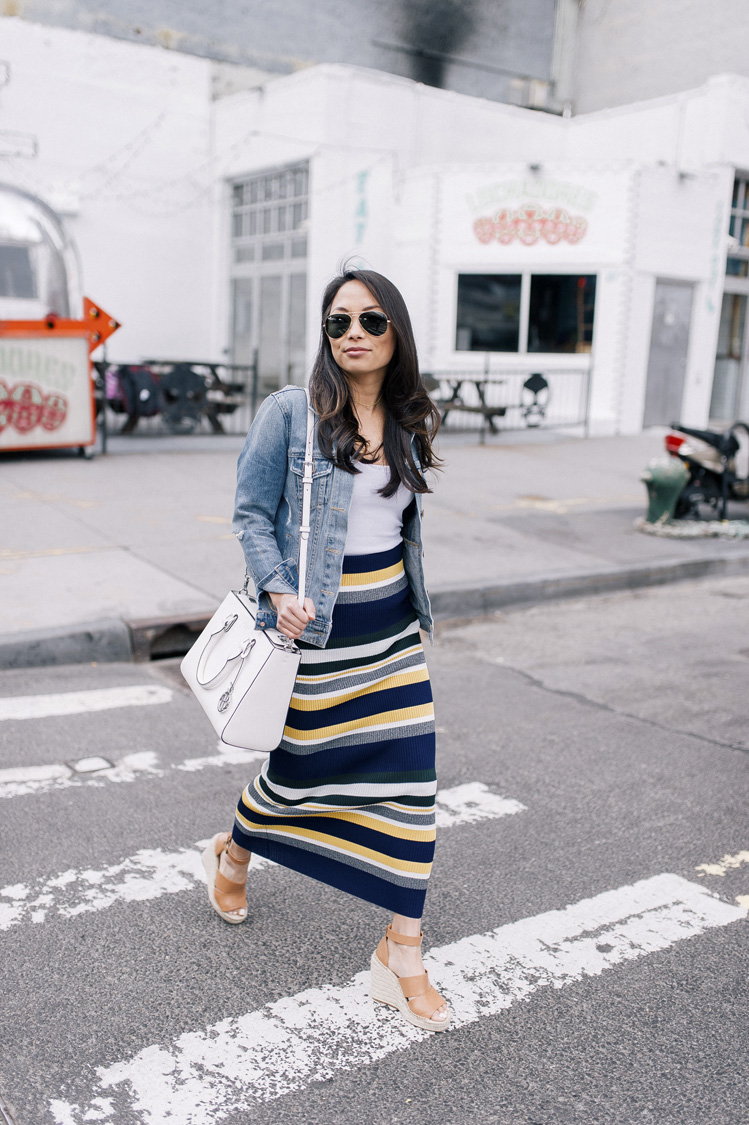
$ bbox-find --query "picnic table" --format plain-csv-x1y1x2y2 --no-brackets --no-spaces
93,361,247,436
423,371,550,440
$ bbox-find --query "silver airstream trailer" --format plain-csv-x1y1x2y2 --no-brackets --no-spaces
0,184,81,320
0,185,101,453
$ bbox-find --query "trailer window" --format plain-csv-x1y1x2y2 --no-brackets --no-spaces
0,245,36,298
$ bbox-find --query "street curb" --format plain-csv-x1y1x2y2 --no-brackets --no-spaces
0,618,133,670
429,550,749,619
2,549,749,670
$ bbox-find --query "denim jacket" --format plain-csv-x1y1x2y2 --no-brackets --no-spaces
233,385,433,648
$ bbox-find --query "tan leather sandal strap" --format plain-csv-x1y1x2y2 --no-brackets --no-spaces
385,923,423,947
408,985,446,1021
398,972,430,998
226,840,251,865
214,868,247,911
215,867,246,892
214,888,247,912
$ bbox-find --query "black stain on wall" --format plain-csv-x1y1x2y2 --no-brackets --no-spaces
400,0,479,88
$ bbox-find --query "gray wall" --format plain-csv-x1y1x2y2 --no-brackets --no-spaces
6,0,557,104
573,0,749,113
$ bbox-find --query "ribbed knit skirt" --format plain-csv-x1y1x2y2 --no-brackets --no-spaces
232,542,437,917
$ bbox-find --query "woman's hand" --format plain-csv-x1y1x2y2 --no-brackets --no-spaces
269,593,316,639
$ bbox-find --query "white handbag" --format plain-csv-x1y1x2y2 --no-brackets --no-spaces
180,387,315,752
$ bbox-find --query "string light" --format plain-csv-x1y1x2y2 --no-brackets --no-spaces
76,112,168,199
1,107,399,218
69,122,399,215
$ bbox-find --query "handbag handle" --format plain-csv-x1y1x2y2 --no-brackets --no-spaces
195,614,256,689
297,386,315,607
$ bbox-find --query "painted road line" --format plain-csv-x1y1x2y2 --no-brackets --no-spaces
0,784,523,931
695,850,749,878
434,781,524,827
0,684,172,722
0,763,73,785
0,843,272,932
0,752,161,797
0,742,266,800
48,874,746,1124
695,848,749,909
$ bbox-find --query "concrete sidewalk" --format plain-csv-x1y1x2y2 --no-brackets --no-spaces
2,427,749,666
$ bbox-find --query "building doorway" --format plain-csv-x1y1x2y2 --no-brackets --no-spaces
643,280,694,427
710,288,749,423
710,173,749,424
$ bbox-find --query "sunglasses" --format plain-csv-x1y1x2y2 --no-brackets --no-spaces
324,311,391,339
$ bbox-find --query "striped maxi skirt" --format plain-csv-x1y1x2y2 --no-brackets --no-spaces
231,542,437,917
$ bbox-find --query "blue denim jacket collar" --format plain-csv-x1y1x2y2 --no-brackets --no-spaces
233,385,433,648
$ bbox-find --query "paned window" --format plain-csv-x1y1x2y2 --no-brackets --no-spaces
229,161,309,388
231,163,309,264
456,272,596,353
727,176,749,278
456,274,521,351
528,275,596,353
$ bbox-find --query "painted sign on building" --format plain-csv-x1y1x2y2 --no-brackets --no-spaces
439,168,633,264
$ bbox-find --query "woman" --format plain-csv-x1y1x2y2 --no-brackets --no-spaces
202,268,449,1031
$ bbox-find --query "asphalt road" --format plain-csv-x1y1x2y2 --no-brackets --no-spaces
0,575,747,1125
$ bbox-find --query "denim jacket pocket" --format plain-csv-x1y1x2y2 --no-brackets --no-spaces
289,454,333,503
289,454,333,476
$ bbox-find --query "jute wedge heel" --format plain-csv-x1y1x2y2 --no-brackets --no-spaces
201,831,250,924
370,923,451,1032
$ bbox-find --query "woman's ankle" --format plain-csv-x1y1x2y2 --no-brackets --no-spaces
390,913,422,939
220,851,250,883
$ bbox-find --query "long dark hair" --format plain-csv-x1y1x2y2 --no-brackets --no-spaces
309,268,441,497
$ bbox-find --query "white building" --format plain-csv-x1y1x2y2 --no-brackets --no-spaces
1,16,748,434
572,0,749,114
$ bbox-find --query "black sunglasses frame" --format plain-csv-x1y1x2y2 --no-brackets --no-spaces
323,311,391,339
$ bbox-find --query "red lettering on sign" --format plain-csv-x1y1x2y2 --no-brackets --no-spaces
40,393,68,431
10,383,44,433
0,381,12,434
473,203,588,247
0,383,70,435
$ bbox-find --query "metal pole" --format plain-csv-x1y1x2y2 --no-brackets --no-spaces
99,347,108,455
583,361,593,439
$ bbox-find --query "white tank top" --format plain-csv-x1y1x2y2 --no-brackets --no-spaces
344,463,412,555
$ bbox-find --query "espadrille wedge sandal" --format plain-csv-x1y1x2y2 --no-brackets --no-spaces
201,832,250,924
370,924,451,1032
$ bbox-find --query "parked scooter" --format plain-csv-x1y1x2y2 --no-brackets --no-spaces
665,421,749,519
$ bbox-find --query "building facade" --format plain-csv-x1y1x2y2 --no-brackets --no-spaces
1,16,749,433
3,0,563,109
572,0,749,114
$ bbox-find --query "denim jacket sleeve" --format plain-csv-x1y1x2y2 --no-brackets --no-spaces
232,393,297,597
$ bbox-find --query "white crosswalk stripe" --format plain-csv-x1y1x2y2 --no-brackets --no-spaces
0,743,266,799
0,783,524,931
0,684,172,722
48,874,746,1124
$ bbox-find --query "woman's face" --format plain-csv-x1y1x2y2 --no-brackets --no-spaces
326,280,396,382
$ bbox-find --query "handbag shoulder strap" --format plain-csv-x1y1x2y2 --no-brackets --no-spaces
297,386,315,607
